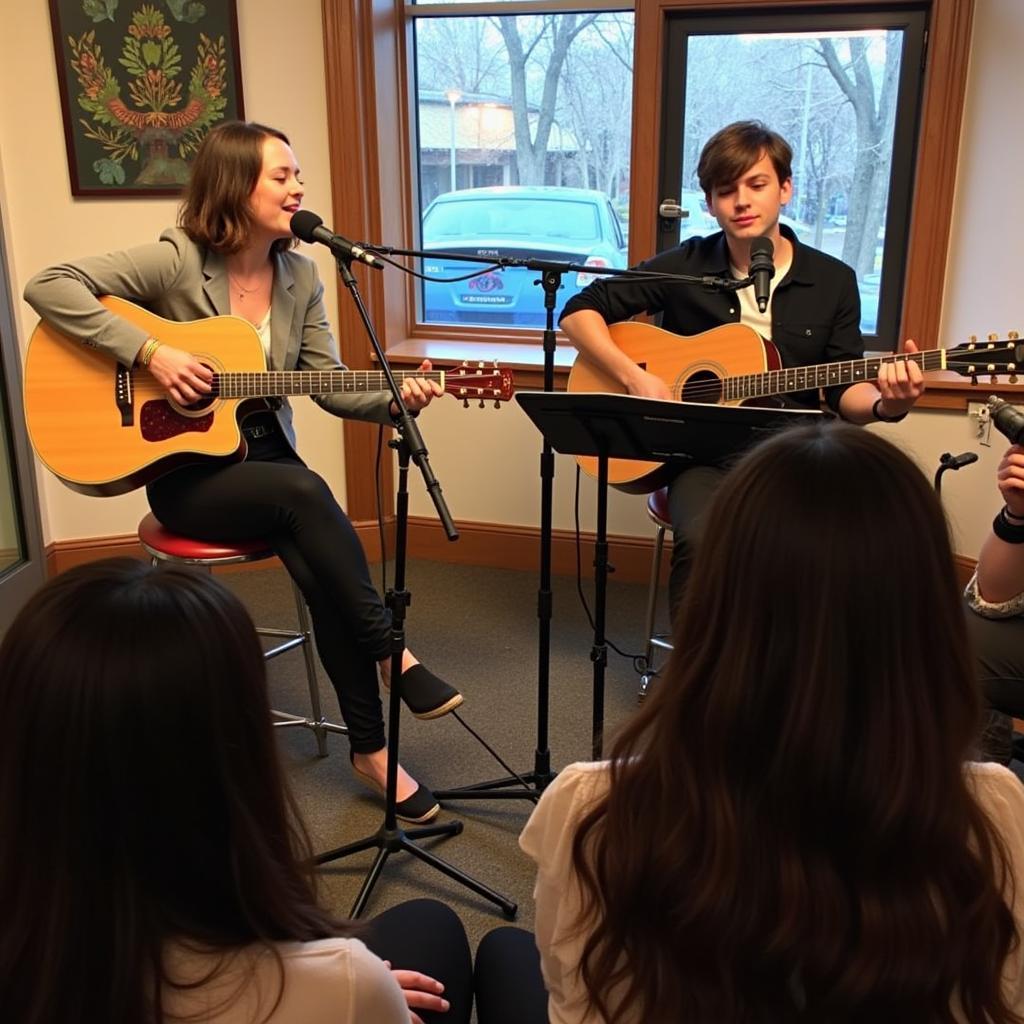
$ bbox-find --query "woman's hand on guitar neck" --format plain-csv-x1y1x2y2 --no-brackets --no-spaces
625,366,672,401
146,343,214,406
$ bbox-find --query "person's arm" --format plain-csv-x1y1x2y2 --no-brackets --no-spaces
295,264,440,425
560,308,670,399
976,445,1024,605
24,230,213,405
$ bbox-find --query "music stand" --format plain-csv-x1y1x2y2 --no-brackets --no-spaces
515,391,823,758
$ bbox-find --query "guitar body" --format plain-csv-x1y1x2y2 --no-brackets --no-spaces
24,296,265,496
567,321,780,493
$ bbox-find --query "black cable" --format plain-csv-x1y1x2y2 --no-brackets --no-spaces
573,463,645,667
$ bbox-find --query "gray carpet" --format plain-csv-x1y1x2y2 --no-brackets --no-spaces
218,557,666,950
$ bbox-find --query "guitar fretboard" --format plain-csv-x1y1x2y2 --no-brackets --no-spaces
721,350,947,402
211,370,445,398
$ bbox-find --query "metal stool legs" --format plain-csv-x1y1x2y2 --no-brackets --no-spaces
638,488,674,702
265,580,348,756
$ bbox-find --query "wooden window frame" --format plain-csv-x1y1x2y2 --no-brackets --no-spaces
322,0,1003,524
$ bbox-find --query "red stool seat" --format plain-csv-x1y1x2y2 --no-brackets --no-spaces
647,486,670,528
139,512,273,564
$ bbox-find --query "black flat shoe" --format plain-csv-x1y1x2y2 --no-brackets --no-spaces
395,664,463,720
350,755,441,823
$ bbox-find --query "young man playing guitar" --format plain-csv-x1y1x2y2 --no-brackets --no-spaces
560,120,925,610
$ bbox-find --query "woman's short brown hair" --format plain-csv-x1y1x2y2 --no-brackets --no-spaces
697,120,793,195
178,120,296,255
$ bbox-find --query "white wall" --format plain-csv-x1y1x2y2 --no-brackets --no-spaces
1,0,1019,559
0,0,346,546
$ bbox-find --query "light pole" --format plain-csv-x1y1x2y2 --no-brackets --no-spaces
444,89,461,193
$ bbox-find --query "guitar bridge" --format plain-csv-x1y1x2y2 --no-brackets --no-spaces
115,363,133,427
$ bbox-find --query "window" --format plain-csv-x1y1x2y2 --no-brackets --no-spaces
410,4,635,332
659,11,927,347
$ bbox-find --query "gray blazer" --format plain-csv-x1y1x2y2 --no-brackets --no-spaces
23,226,393,448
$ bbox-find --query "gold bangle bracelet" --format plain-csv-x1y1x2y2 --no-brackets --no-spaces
140,338,161,367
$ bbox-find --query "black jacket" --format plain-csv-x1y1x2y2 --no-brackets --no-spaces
560,225,863,411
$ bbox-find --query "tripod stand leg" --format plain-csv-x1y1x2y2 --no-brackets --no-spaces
400,836,518,918
349,847,391,918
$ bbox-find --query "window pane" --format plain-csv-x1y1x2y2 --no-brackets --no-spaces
680,30,904,336
414,12,634,329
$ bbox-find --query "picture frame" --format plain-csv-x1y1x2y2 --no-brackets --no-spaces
47,0,245,197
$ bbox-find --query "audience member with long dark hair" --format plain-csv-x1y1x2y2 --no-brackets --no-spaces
0,559,472,1024
24,120,456,824
479,423,1024,1024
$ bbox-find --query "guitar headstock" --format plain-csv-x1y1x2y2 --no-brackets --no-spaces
443,361,515,408
947,332,1024,385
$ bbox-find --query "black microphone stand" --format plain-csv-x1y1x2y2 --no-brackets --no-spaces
364,242,752,805
934,450,979,495
313,253,516,920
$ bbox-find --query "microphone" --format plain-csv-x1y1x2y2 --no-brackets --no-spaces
748,235,774,313
290,210,384,270
988,395,1024,445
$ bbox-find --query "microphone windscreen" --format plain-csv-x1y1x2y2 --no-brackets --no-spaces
750,235,774,263
290,209,323,242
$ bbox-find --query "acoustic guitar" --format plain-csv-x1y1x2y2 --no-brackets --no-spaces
566,320,1023,493
24,296,515,496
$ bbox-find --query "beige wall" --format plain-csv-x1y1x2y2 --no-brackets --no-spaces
0,0,1019,559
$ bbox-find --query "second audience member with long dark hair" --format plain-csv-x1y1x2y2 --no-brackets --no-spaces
476,422,1024,1024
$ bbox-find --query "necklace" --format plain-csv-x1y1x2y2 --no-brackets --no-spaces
229,273,263,300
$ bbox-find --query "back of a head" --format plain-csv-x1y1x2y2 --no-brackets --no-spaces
0,559,331,1022
572,424,1017,1022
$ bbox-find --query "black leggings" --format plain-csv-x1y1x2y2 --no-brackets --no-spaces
364,905,547,1024
147,430,390,752
364,900,475,1024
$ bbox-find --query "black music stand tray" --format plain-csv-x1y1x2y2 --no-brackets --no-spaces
515,391,823,758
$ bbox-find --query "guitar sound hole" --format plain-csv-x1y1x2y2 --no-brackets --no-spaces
680,370,722,404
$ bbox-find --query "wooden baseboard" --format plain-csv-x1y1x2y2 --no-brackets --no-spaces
44,522,979,592
44,516,670,584
406,515,670,585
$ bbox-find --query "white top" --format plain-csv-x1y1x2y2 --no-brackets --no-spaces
162,935,409,1023
730,253,793,341
254,306,272,360
520,760,1024,1024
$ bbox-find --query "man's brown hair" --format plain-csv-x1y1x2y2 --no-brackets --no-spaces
697,120,793,195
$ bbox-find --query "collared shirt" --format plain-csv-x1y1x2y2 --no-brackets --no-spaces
560,225,863,412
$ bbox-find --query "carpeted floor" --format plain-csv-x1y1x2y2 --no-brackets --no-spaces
218,556,668,952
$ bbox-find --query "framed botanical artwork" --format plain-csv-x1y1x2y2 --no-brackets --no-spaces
48,0,245,197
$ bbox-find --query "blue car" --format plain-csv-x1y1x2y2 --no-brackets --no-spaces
420,186,628,328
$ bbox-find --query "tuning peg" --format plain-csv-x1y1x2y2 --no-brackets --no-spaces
493,399,501,409
969,334,977,345
462,397,469,409
970,373,978,386
989,333,999,342
991,375,998,384
1011,331,1020,341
